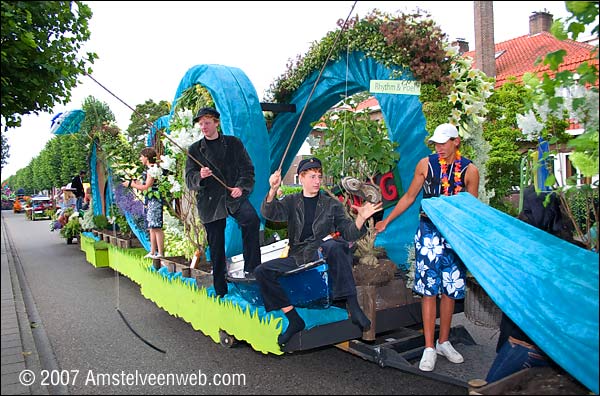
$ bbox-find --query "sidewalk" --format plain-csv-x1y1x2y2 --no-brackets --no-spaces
1,213,47,395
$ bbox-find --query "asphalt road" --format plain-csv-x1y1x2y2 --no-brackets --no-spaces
2,210,499,395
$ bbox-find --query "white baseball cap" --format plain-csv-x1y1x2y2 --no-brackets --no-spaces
428,123,459,143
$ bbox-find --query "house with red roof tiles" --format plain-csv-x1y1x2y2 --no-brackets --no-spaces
283,10,598,187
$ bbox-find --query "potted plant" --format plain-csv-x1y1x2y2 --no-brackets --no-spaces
60,217,82,244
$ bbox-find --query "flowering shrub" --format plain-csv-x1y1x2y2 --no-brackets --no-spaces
515,2,598,250
157,107,207,259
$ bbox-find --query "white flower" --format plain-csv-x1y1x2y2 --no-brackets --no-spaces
167,175,182,193
159,155,176,171
170,181,182,193
147,164,162,179
516,110,544,141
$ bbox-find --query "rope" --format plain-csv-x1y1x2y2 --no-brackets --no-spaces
110,223,166,353
85,72,232,191
277,0,358,171
342,35,351,178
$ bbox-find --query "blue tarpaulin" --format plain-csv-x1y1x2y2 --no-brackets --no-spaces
268,51,429,266
422,193,599,394
50,110,85,135
146,115,170,147
169,64,271,258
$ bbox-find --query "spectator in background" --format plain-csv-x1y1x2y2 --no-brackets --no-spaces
82,186,92,211
71,170,86,211
62,186,77,209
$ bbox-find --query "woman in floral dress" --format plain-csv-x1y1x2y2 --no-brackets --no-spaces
122,147,164,259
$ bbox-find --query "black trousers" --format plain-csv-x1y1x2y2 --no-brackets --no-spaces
204,199,261,297
255,238,357,311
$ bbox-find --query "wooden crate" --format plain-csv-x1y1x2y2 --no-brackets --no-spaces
356,277,422,341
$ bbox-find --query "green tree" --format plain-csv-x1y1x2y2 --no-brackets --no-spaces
126,99,171,153
517,1,599,250
1,1,97,128
0,131,8,171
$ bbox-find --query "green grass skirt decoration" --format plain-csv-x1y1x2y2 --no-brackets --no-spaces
106,245,285,354
80,234,110,268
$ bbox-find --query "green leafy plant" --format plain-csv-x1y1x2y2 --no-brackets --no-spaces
60,217,82,240
313,95,399,185
93,214,110,230
109,203,131,237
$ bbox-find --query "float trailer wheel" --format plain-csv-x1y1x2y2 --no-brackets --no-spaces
219,330,236,348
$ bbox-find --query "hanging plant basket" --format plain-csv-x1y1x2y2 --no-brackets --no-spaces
464,276,502,328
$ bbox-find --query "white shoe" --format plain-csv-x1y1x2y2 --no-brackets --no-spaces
419,347,437,371
154,253,163,259
436,340,464,363
144,252,155,259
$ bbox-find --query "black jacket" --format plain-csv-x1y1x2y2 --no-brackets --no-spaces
261,191,366,264
185,134,255,224
71,175,84,198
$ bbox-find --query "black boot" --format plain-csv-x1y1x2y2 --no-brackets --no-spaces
278,308,305,346
347,295,371,331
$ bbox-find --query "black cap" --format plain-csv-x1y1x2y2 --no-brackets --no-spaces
193,107,220,123
297,157,322,175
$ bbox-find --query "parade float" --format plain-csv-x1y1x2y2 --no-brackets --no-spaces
77,8,597,393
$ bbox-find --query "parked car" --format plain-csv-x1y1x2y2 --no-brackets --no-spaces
31,196,54,221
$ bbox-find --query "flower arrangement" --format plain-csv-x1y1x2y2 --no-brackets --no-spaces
79,205,95,231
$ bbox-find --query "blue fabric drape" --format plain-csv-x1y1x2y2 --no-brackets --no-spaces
146,115,170,147
90,143,102,217
422,193,599,394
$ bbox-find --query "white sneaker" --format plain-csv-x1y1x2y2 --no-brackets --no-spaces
419,347,437,371
144,252,155,259
154,253,163,259
436,340,464,363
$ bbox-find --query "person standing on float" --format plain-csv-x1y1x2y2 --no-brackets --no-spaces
375,123,480,372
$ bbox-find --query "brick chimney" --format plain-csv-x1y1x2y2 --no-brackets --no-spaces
529,11,553,35
451,38,470,55
474,1,496,78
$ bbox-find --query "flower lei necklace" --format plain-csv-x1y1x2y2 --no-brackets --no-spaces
439,150,463,196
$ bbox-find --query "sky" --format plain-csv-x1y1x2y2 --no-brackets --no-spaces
2,1,578,180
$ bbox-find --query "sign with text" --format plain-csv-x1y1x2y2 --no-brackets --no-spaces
369,80,421,95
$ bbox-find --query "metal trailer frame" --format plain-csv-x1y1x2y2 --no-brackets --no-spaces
223,270,479,389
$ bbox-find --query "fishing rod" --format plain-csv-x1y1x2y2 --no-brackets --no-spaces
84,72,233,191
277,0,358,172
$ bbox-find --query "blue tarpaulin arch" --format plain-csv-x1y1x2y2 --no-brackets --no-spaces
268,51,429,266
50,109,86,135
168,64,271,258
